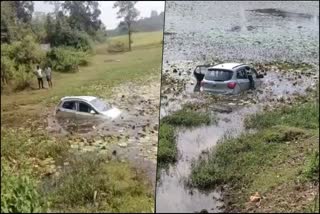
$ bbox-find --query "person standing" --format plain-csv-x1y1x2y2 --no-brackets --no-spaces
45,66,52,88
34,65,44,89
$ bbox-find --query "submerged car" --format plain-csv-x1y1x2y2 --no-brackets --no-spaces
195,63,264,94
56,96,121,120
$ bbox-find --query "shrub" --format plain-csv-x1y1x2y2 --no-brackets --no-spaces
51,30,93,52
1,36,45,90
1,162,47,213
46,47,89,72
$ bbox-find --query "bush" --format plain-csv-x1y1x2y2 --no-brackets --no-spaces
107,41,126,53
1,162,47,213
51,30,93,52
1,36,45,90
46,47,89,72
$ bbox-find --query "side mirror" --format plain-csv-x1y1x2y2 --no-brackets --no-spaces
257,74,264,79
90,110,96,114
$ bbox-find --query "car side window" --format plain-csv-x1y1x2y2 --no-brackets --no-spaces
78,102,93,113
236,68,248,79
62,101,76,110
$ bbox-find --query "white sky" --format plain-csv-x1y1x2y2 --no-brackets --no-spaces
34,1,165,30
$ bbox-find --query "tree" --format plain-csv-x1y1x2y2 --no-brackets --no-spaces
1,1,34,43
12,1,34,24
113,1,140,51
61,1,102,37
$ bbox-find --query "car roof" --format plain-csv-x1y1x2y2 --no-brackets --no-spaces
210,63,246,70
61,96,97,102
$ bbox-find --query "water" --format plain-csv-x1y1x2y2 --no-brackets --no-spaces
157,1,319,213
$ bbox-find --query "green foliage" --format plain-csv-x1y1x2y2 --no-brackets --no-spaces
190,95,319,212
1,35,45,90
48,14,93,51
245,101,319,130
162,108,211,127
44,153,153,212
158,123,177,168
1,163,46,213
61,1,102,37
46,47,89,72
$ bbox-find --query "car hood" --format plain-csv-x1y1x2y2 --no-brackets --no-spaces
101,107,121,119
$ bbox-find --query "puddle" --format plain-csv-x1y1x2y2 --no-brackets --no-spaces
157,1,319,212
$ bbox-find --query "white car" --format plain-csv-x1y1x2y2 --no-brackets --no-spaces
56,96,121,120
196,63,264,94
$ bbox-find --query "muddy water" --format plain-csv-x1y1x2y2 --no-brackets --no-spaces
46,79,160,186
157,1,319,212
164,1,319,64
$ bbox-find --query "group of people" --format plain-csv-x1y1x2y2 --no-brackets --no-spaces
34,65,52,89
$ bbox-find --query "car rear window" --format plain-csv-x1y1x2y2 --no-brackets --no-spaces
205,69,233,81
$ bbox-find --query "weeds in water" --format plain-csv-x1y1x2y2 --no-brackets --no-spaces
162,107,212,127
190,96,319,212
158,123,177,168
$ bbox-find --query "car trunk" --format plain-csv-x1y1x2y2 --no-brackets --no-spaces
202,69,236,94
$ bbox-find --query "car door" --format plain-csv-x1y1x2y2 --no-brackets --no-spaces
57,100,77,119
235,67,250,91
56,100,77,131
76,101,99,132
250,67,261,87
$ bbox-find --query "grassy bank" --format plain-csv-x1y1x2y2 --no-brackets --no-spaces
190,97,319,212
158,105,214,169
1,32,162,212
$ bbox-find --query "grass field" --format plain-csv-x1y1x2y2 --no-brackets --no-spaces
190,95,319,213
1,31,163,213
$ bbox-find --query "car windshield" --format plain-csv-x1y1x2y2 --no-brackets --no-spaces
205,69,233,81
90,98,111,112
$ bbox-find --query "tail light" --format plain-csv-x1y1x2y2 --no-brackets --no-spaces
227,82,237,89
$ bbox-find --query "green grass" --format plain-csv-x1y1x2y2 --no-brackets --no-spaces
245,100,319,130
1,31,163,115
157,123,177,169
44,153,153,213
190,98,319,212
1,32,162,213
162,107,212,127
1,128,67,213
157,105,214,170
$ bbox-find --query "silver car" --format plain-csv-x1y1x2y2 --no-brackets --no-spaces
200,63,263,94
55,96,121,120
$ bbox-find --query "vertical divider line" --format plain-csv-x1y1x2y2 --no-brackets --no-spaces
154,1,167,213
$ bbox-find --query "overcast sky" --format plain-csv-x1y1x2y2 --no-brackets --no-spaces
34,1,165,29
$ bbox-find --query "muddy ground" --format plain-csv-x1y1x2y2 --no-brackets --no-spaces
46,78,160,187
156,1,319,213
